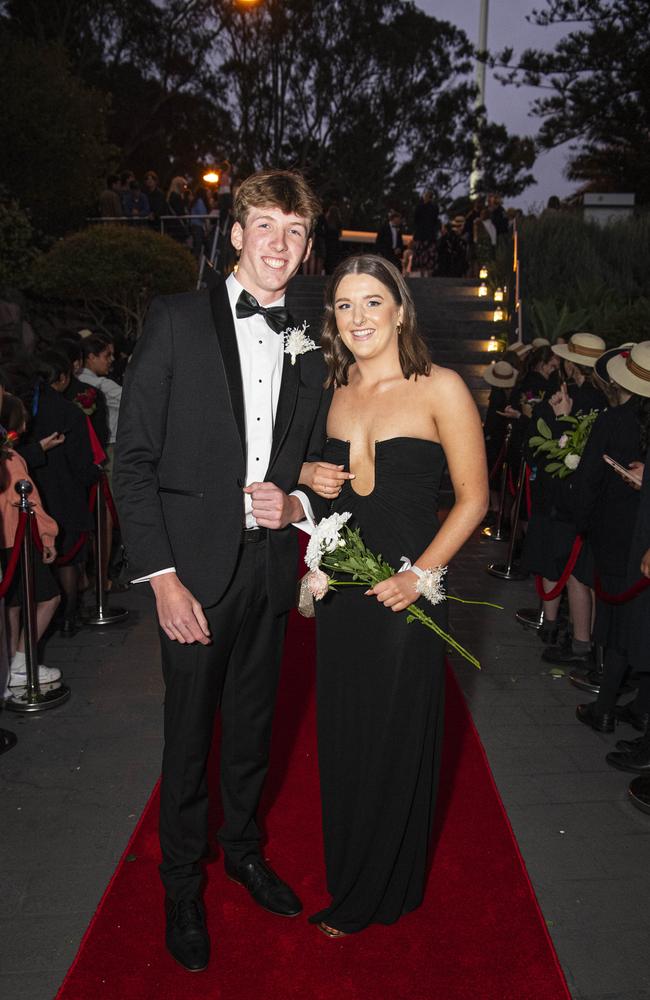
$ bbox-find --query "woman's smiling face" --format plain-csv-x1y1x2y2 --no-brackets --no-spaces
334,272,403,362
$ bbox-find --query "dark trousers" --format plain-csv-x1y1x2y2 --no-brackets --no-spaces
158,539,288,901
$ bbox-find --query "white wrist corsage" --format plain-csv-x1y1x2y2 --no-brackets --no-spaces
399,556,447,606
282,321,319,365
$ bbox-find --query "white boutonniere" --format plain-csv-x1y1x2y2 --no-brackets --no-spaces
282,321,319,365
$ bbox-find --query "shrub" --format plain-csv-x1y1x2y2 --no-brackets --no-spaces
30,225,197,341
0,198,39,290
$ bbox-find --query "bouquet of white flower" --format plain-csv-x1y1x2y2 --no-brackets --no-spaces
529,410,599,479
304,513,500,670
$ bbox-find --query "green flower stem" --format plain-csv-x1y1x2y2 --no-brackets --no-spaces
405,603,481,671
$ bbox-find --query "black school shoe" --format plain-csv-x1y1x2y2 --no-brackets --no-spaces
165,897,210,972
606,733,650,774
225,856,302,917
543,639,594,667
575,702,615,733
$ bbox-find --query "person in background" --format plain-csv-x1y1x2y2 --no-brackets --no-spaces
410,190,439,277
30,351,102,635
144,171,170,229
189,186,209,259
488,192,509,237
0,378,17,751
437,219,468,277
99,175,122,220
218,160,233,214
124,180,150,223
166,177,190,243
79,335,122,479
0,394,62,690
375,209,404,269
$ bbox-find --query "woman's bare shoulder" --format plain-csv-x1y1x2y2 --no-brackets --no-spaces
417,364,472,401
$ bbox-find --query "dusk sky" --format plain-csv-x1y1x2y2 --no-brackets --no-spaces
414,0,575,210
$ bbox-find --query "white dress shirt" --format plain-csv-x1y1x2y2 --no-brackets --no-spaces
132,273,314,583
78,368,123,443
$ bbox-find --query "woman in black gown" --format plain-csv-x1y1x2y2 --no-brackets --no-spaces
300,255,488,936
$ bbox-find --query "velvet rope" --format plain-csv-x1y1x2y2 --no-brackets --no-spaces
30,516,44,553
56,532,89,566
535,535,584,602
489,438,508,482
594,573,650,605
0,511,28,599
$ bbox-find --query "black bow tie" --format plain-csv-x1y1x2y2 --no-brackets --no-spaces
235,289,290,335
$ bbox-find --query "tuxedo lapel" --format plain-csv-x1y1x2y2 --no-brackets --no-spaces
267,352,300,474
210,282,246,462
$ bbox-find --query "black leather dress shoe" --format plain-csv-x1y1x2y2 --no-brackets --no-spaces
629,776,650,814
576,702,615,733
569,667,602,694
225,857,302,916
543,642,593,667
606,740,650,774
165,897,210,971
615,703,649,733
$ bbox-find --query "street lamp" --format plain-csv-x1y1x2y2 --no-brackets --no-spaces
234,0,263,7
470,0,490,198
203,170,221,185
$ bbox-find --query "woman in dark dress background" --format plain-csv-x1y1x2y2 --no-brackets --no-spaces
299,255,488,937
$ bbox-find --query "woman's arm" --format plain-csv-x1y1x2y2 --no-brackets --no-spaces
370,369,488,612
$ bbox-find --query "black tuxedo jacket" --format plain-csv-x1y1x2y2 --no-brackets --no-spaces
375,223,404,267
113,281,330,613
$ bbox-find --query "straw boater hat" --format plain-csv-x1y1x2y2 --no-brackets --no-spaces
78,328,94,339
531,337,550,348
483,360,518,388
594,343,635,385
606,341,650,398
509,342,532,357
552,332,606,367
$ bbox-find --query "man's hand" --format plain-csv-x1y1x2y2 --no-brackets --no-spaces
366,571,418,613
150,572,211,645
244,482,304,529
42,544,56,565
641,546,650,579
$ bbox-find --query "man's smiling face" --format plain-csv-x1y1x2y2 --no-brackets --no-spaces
231,205,312,305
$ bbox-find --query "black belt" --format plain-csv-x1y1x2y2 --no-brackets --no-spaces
242,528,268,544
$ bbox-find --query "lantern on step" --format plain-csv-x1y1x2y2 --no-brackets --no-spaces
487,336,499,352
479,266,488,280
494,287,504,303
478,283,488,298
493,307,505,323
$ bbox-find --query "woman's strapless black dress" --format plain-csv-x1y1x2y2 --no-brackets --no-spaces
309,437,447,933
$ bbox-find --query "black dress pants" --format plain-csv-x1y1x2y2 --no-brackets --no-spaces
158,539,288,901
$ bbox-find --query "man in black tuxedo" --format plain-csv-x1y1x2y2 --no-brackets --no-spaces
375,209,405,268
113,170,328,971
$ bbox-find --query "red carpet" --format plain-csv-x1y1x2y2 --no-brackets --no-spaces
56,610,570,1000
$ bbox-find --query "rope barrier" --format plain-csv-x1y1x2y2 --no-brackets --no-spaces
488,437,508,482
594,573,650,605
0,511,27,599
535,535,584,601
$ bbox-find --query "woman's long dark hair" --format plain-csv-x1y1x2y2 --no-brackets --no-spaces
321,254,431,389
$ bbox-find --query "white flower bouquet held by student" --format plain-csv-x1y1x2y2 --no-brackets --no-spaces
303,512,501,670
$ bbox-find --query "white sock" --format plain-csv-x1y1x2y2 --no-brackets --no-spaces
10,651,26,672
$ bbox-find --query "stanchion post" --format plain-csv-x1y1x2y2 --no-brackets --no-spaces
4,480,71,714
85,477,128,627
487,456,528,581
483,422,512,541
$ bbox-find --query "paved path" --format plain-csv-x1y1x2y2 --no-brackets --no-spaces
1,532,649,1000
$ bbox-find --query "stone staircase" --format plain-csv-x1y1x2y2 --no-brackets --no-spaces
286,275,495,415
